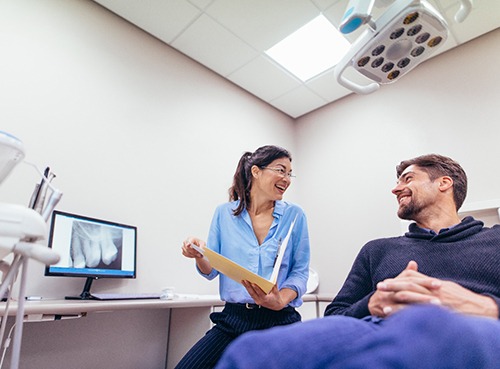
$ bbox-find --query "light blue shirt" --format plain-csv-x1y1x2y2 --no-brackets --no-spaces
197,200,310,307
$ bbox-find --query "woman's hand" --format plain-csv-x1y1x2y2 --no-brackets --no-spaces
181,237,205,259
242,281,297,311
181,237,212,275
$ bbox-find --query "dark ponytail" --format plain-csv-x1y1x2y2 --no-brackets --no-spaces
229,145,291,216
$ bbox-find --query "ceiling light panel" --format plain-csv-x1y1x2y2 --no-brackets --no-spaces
266,14,351,81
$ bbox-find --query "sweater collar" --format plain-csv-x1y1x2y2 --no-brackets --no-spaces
405,216,484,242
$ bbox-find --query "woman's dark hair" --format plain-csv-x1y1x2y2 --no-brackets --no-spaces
396,154,468,211
229,145,292,216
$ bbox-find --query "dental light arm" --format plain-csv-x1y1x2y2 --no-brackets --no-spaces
340,0,472,35
454,0,472,23
339,0,376,34
335,0,472,94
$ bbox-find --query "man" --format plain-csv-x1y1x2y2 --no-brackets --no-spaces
325,153,499,319
214,154,500,369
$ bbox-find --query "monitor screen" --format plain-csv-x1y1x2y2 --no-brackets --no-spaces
45,210,137,299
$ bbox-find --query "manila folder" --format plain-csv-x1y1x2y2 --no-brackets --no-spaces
192,245,275,294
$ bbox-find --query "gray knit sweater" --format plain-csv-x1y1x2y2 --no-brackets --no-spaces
324,217,500,319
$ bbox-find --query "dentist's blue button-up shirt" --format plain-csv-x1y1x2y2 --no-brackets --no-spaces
198,200,310,308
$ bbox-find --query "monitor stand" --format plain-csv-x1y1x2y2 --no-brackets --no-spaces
65,277,97,300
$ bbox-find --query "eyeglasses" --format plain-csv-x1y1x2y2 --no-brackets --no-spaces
262,167,296,179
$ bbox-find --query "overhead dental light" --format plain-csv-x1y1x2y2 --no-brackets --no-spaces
335,0,472,94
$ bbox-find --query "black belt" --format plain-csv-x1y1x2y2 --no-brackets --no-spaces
224,302,297,315
226,302,262,310
244,303,261,309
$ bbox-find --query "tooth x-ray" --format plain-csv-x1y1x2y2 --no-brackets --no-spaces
70,221,123,269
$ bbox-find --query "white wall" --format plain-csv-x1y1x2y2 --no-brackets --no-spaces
0,0,499,304
0,0,296,299
294,28,500,296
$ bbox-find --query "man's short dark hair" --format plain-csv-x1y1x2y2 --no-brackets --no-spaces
396,154,468,211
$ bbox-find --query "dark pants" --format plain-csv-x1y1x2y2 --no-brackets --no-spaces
174,303,301,369
215,304,500,369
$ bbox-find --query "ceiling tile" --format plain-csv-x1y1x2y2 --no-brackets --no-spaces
171,14,259,76
94,0,201,43
311,0,343,11
187,0,214,10
270,85,327,118
227,55,302,101
205,0,321,50
306,69,352,102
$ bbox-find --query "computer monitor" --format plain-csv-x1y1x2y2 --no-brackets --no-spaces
45,210,137,300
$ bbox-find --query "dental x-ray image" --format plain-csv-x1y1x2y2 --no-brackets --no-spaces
70,221,123,269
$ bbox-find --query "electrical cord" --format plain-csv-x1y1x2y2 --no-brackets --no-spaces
0,255,21,369
0,322,16,369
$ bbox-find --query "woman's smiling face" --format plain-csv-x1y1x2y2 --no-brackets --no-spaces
252,157,293,201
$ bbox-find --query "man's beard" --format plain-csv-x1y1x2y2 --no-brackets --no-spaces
397,199,423,221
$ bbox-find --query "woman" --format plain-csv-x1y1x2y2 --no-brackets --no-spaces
177,145,310,369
